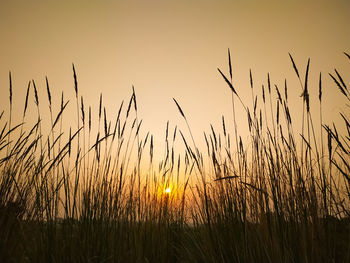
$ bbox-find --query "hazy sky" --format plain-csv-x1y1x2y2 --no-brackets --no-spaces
1,0,349,151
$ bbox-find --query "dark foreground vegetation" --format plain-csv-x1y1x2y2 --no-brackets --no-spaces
1,52,350,262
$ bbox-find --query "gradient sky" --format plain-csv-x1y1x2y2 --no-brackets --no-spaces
1,0,349,152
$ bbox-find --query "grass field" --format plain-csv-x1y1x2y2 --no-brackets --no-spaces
1,52,349,262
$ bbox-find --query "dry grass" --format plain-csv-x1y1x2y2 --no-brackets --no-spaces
0,52,349,262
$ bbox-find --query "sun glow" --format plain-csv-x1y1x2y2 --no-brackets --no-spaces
164,187,171,194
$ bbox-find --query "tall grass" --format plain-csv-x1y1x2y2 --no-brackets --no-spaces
0,52,349,262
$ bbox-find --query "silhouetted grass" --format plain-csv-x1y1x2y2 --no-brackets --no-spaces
0,52,349,262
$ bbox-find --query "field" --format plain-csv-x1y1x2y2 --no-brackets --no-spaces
1,52,350,262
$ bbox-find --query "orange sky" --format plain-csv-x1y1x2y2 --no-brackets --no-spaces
0,0,349,153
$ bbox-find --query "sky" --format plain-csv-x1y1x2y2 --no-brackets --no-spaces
0,0,349,155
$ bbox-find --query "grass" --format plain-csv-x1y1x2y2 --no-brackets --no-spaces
0,51,349,262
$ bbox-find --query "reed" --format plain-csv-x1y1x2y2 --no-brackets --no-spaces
0,52,349,262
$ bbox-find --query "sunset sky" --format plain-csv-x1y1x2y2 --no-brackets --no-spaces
1,0,349,152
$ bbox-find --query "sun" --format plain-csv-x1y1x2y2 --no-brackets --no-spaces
164,187,171,194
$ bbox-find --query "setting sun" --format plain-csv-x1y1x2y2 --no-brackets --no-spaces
164,187,171,194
